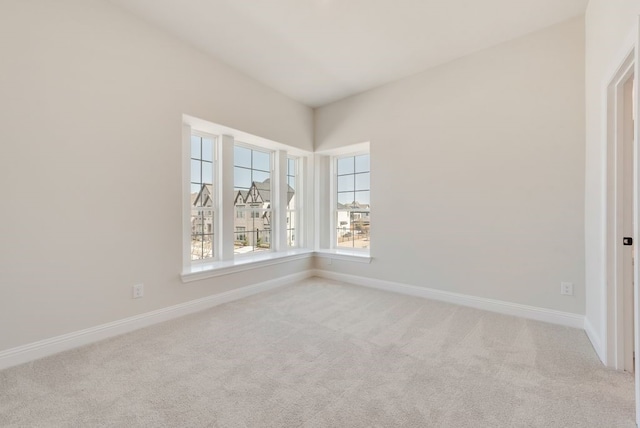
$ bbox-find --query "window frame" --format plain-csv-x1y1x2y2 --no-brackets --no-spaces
184,129,219,267
233,141,275,257
330,150,371,253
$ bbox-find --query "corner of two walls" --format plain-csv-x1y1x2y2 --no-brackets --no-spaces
313,16,587,318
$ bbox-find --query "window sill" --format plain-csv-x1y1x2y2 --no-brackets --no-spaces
314,249,372,264
181,249,314,283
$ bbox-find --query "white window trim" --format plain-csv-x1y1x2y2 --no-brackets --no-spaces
180,249,370,283
181,248,314,282
314,249,372,264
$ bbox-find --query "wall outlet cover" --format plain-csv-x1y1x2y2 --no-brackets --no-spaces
133,284,144,299
560,282,573,296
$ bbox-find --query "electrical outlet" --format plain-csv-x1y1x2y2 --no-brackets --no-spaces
132,283,144,299
560,282,573,296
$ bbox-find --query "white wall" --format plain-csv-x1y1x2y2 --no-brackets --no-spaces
584,0,640,361
0,0,591,356
0,0,313,352
315,17,586,315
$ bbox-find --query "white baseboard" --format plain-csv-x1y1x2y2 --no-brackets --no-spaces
312,269,585,329
0,270,312,371
0,269,591,371
584,316,606,365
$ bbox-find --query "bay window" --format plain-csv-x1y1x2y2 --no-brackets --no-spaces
182,116,310,279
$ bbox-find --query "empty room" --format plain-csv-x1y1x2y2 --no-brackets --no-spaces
1,0,640,426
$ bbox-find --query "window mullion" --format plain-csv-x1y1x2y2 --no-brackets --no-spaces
220,134,235,261
276,150,288,251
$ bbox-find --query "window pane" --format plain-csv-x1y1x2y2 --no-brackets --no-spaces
351,211,370,249
355,154,370,173
336,211,353,248
287,189,296,210
191,211,214,260
355,191,370,206
337,157,354,175
202,138,213,161
336,211,370,249
201,234,213,258
190,159,201,184
234,167,252,190
355,173,370,191
253,170,270,185
193,185,202,207
201,161,213,185
338,192,355,206
288,158,295,174
234,146,251,168
203,211,214,233
235,226,246,241
191,136,201,159
202,184,213,207
253,150,271,172
338,175,354,192
191,184,202,207
189,133,217,263
234,210,272,254
287,210,296,247
288,176,296,190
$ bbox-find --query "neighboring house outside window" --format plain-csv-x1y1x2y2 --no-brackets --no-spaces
235,226,246,241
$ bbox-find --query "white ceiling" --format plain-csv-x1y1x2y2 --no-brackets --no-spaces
107,0,589,107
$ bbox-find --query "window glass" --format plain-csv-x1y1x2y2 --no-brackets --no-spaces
336,154,370,250
190,134,216,260
234,146,251,168
286,157,298,247
234,145,272,254
337,157,354,175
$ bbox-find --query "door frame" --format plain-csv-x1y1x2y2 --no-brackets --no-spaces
604,20,640,425
605,50,635,371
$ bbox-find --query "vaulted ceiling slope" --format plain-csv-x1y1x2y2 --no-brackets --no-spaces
107,0,589,107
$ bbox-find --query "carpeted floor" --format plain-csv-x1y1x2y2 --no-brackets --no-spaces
0,277,635,427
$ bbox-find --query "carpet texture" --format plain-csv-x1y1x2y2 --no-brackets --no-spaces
0,277,635,427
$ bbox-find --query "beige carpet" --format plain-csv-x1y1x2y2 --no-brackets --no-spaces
0,277,635,427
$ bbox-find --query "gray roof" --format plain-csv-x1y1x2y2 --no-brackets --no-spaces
337,201,370,210
191,184,213,207
235,178,294,205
